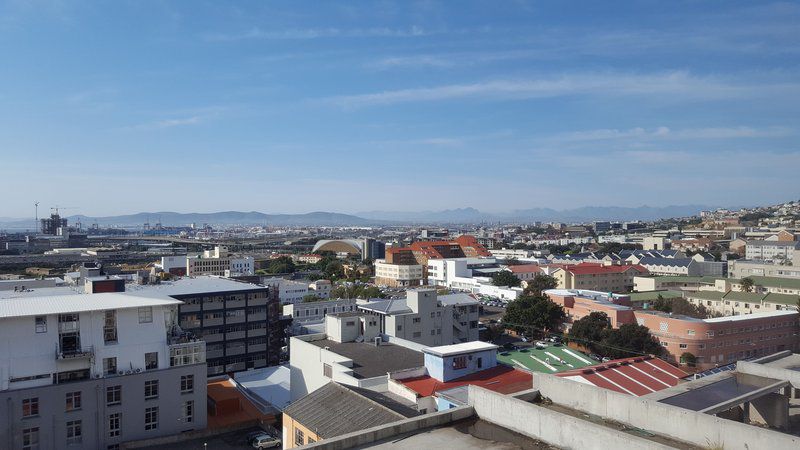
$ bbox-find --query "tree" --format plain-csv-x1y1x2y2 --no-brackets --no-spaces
267,256,295,274
524,274,558,296
484,323,506,342
600,323,663,359
502,294,566,338
324,261,344,279
567,312,611,353
740,277,755,293
492,271,521,287
680,352,697,367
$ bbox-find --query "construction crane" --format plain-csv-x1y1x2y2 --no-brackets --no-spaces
50,205,79,215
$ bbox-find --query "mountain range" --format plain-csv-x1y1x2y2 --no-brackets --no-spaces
0,205,715,229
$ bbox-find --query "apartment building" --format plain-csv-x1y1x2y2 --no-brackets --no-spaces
141,277,283,376
546,289,636,329
283,298,360,334
358,290,480,346
263,277,309,304
0,293,207,450
729,258,800,279
307,279,331,299
549,263,648,293
635,309,799,368
426,258,521,300
186,246,254,277
745,240,800,262
374,260,424,287
685,290,799,316
635,255,726,277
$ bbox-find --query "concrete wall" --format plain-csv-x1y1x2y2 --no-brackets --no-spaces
534,373,800,450
467,386,677,450
298,406,475,450
737,359,800,389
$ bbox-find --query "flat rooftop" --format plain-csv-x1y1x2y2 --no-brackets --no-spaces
658,373,783,411
423,341,497,357
0,292,183,318
361,418,555,450
124,276,266,297
310,339,424,379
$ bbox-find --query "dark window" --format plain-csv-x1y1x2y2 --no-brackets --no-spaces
144,380,158,399
180,375,194,394
106,386,121,406
65,391,81,411
22,398,38,417
145,352,158,370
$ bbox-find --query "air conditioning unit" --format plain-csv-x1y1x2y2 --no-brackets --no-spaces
126,370,133,375
117,371,124,376
134,368,142,373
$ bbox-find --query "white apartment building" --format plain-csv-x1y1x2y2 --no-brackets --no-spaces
374,260,424,287
186,246,254,277
263,278,309,304
358,290,480,346
283,298,360,334
745,240,800,262
308,279,332,299
0,293,207,450
729,259,800,279
427,258,522,300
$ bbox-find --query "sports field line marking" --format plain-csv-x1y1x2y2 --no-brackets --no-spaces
530,355,557,372
545,351,573,368
562,348,593,365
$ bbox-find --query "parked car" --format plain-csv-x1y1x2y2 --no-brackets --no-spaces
249,432,281,449
589,353,601,361
601,357,611,363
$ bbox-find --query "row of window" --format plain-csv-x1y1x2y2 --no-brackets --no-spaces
32,307,153,336
21,376,194,420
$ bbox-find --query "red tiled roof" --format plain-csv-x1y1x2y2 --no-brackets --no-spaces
399,365,532,397
508,265,542,274
556,356,687,397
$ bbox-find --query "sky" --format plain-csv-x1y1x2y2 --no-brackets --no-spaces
1,0,799,218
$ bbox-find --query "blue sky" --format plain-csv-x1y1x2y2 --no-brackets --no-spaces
1,0,799,217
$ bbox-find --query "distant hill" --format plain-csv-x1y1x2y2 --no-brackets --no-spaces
0,204,717,230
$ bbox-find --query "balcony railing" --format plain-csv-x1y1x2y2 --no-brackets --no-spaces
56,345,94,360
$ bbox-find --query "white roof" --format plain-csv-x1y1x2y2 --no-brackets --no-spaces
423,341,497,357
234,365,292,410
703,309,798,323
0,293,183,319
123,276,264,297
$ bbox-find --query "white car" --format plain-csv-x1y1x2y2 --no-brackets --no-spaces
249,432,281,449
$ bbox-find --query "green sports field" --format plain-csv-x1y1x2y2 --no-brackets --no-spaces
496,345,596,373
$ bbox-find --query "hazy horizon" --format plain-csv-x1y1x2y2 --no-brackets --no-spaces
1,1,798,217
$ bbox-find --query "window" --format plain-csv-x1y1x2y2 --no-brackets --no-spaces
452,356,467,369
323,363,332,378
182,401,194,423
22,427,39,450
106,386,121,406
138,307,153,324
679,344,688,349
103,357,117,375
65,391,81,411
145,352,158,370
477,357,483,369
687,330,695,336
22,398,38,418
144,407,158,431
430,329,435,336
181,375,194,394
144,380,159,399
104,311,117,344
35,316,47,333
108,413,120,438
295,429,305,446
412,332,421,338
66,420,82,445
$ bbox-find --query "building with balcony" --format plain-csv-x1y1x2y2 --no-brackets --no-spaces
186,246,254,277
0,293,207,450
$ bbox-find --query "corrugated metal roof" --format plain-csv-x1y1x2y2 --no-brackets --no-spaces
0,292,183,318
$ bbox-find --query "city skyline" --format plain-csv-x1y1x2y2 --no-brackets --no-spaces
1,1,799,217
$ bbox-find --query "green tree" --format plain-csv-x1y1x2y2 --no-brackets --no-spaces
492,271,521,287
740,277,755,293
502,294,566,338
267,256,295,274
524,274,558,296
484,323,505,342
600,323,663,359
680,352,697,367
324,261,344,279
567,312,611,353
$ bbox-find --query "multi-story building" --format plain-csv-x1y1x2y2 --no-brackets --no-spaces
374,236,491,287
728,259,800,279
263,278,309,304
136,277,283,376
0,293,207,450
549,263,648,293
635,255,726,277
358,290,480,345
635,309,799,368
427,258,521,300
684,290,800,316
545,288,800,369
186,246,254,277
283,298,360,334
745,240,800,262
308,279,332,299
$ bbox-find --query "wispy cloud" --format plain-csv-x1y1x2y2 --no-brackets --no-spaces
552,126,793,143
205,26,429,42
324,72,797,108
